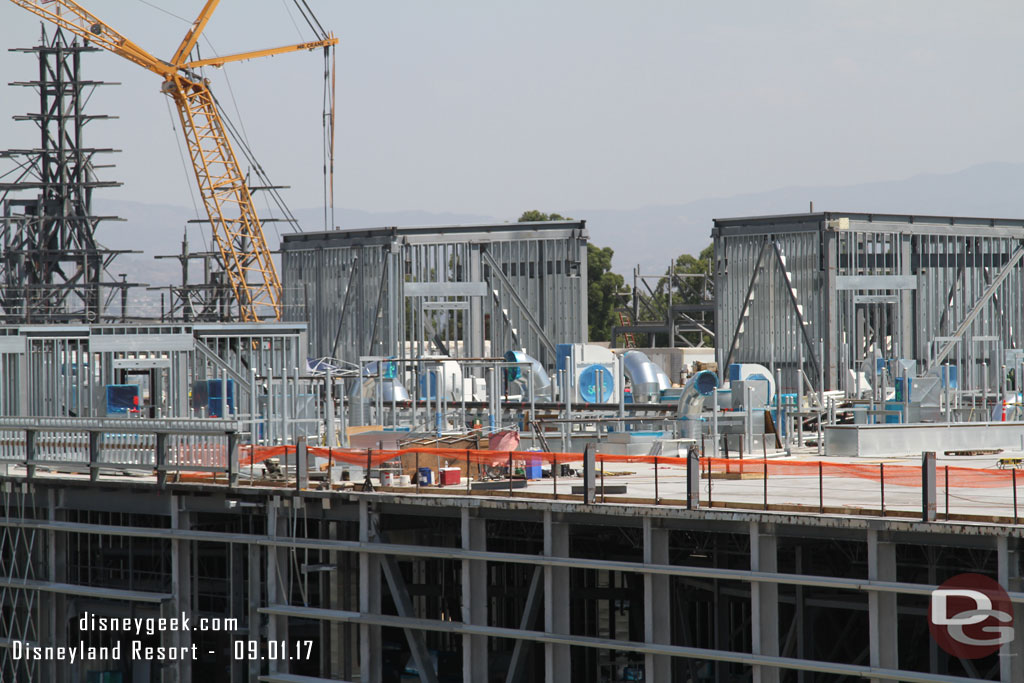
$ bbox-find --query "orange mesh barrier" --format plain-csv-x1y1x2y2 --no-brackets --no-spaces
232,445,1020,489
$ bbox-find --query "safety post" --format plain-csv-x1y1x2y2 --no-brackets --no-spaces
880,463,885,516
654,455,659,505
583,443,596,504
508,451,514,497
763,457,768,511
818,461,823,514
552,451,558,500
1014,469,1019,525
921,451,936,522
601,455,606,503
296,436,308,491
686,447,699,509
944,466,949,520
466,450,471,494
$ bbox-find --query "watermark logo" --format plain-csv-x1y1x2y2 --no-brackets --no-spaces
929,573,1014,659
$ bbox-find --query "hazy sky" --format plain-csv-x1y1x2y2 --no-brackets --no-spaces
2,1,1023,222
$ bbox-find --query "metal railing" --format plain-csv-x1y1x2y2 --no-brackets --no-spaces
0,416,240,485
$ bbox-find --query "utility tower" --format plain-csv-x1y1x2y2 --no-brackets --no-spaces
0,26,136,322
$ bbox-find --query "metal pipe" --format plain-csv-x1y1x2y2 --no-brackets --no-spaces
711,387,719,457
618,354,626,422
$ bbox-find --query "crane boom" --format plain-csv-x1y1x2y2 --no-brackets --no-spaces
8,0,338,321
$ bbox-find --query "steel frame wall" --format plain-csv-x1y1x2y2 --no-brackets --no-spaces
1,479,1022,682
281,222,589,370
714,212,1024,394
0,323,307,427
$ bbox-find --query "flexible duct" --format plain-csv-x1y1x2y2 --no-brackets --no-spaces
677,370,719,439
622,350,671,402
504,350,552,400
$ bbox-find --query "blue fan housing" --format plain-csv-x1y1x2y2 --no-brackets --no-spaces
578,364,615,403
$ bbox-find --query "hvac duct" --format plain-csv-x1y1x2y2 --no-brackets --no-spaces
677,370,719,439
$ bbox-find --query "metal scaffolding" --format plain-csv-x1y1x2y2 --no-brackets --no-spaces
0,27,142,323
281,222,589,369
714,211,1024,395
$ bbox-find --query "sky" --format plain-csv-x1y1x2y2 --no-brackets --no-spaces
2,1,1024,222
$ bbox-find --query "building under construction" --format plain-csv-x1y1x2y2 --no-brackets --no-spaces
3,9,1024,683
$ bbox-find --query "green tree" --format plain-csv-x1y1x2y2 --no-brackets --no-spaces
518,210,566,222
587,243,628,341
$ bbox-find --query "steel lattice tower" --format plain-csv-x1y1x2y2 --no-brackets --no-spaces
0,26,135,323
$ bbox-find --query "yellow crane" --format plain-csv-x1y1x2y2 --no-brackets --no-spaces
8,0,338,321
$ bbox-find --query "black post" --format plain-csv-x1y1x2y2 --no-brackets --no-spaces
552,452,558,500
25,429,36,480
763,457,768,511
922,451,936,522
686,447,700,510
227,432,239,488
945,465,949,520
416,451,420,492
707,458,712,507
508,452,514,497
724,436,729,459
362,448,374,492
1014,469,1018,525
818,461,823,514
89,431,100,483
880,463,885,517
155,431,167,488
654,456,659,504
601,456,606,503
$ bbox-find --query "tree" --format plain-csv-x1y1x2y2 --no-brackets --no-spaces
515,211,628,342
518,210,567,222
587,243,628,341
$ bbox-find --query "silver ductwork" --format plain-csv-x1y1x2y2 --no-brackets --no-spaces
622,350,671,403
677,370,719,439
349,360,411,425
504,350,552,400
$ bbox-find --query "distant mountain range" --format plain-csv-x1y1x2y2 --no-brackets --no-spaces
94,161,1024,300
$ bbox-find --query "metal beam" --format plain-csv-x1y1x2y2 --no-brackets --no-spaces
258,603,983,683
505,566,543,683
771,241,822,387
4,516,1023,601
723,239,770,371
930,241,1024,369
481,249,557,357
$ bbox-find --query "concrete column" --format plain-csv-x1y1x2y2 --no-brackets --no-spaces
867,528,898,683
998,536,1024,682
247,542,261,682
359,500,382,682
266,497,290,674
167,501,192,683
750,521,779,683
544,510,571,683
461,509,488,681
643,517,671,680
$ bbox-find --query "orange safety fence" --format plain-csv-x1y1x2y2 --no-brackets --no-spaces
701,457,1018,488
229,445,1023,489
